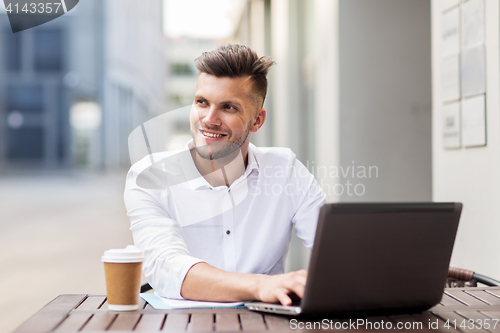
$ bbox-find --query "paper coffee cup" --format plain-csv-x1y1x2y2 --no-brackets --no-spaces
102,245,145,311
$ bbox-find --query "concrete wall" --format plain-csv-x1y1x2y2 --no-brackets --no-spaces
339,0,432,203
431,0,500,278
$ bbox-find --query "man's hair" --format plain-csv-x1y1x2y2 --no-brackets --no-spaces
194,44,275,108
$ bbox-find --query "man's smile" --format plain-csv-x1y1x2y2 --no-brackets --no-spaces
199,129,228,140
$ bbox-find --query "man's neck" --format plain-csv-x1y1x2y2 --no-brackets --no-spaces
190,146,249,188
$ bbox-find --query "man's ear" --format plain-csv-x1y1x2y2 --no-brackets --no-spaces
250,108,266,133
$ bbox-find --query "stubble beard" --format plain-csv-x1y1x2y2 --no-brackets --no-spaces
191,123,252,161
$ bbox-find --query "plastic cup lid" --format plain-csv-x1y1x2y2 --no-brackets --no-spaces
101,245,145,263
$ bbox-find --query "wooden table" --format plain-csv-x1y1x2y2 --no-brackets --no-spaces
12,287,500,332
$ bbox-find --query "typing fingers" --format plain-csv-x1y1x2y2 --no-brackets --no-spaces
283,273,306,298
288,281,306,299
296,269,308,278
276,289,292,306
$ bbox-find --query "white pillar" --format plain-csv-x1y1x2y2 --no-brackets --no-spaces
314,0,340,203
271,0,290,148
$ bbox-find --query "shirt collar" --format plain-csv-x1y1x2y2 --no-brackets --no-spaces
182,140,260,190
246,143,260,176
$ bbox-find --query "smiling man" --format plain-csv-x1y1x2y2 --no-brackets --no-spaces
125,44,326,306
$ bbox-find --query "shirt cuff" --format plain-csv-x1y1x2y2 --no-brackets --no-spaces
167,255,206,299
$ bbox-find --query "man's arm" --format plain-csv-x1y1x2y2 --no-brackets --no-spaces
181,262,307,306
125,163,206,299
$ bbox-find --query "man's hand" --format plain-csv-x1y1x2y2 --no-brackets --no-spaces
181,263,308,305
255,270,308,306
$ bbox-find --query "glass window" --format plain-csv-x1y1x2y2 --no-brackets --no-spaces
34,29,63,72
7,85,44,114
7,128,44,160
4,28,21,71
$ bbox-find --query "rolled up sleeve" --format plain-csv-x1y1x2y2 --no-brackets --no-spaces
124,165,205,299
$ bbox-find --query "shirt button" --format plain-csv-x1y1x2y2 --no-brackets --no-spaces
226,230,231,235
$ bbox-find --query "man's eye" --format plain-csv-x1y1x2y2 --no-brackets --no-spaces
196,100,207,105
225,105,236,110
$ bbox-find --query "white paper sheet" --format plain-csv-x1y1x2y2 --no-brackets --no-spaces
141,292,244,309
159,297,245,309
462,94,486,147
442,102,461,149
442,56,460,102
462,0,485,48
442,7,460,57
461,45,486,98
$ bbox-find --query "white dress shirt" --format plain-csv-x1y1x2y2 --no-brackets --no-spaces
124,141,326,299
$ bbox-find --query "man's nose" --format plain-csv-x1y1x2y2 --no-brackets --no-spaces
202,106,221,127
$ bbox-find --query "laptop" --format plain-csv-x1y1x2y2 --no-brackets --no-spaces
245,202,462,317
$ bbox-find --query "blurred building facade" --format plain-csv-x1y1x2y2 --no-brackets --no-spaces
0,0,165,170
231,0,433,271
163,38,220,151
233,0,500,281
1,0,497,291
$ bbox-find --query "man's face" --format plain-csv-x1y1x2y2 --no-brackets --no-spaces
190,73,264,160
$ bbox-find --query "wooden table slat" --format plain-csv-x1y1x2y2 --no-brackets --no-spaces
433,311,490,333
100,299,109,311
81,312,117,331
239,312,266,331
446,289,491,306
12,288,500,333
215,313,240,331
12,294,86,333
134,314,165,332
76,296,107,310
441,293,468,307
164,313,190,331
53,312,93,332
481,310,500,322
486,290,500,300
455,310,491,320
108,312,142,331
189,313,214,332
432,303,446,307
466,290,500,306
264,314,293,331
